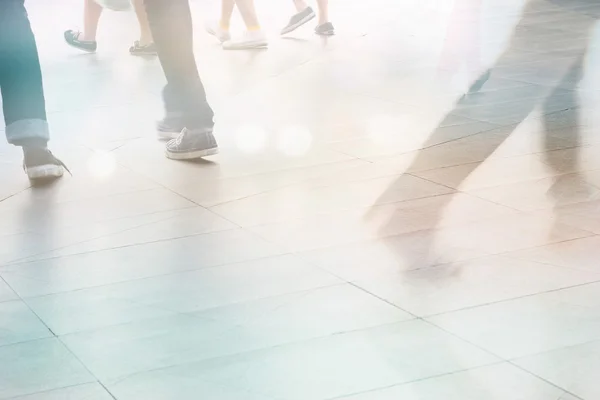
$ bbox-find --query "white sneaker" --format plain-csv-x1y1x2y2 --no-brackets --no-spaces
205,22,231,43
222,30,268,50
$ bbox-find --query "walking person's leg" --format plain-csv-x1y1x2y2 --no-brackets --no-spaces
314,0,333,32
144,0,218,160
222,0,268,50
64,0,102,52
65,0,157,55
129,0,157,55
0,0,66,180
206,0,235,43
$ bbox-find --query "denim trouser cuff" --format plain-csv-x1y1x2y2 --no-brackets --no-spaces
5,119,50,145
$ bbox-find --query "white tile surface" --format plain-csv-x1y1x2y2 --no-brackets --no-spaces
0,301,52,347
428,282,600,359
0,339,94,400
6,383,115,400
339,363,578,400
106,320,498,400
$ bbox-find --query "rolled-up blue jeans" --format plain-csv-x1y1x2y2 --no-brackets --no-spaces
0,0,49,147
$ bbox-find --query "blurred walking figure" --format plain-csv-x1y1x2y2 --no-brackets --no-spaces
206,0,268,50
64,0,156,55
145,0,219,160
281,0,334,36
1,0,67,180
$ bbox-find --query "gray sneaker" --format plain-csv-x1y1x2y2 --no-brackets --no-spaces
281,7,316,35
157,112,185,140
165,128,219,160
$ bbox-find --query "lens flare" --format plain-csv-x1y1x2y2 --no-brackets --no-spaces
234,124,268,153
87,151,117,178
277,126,313,156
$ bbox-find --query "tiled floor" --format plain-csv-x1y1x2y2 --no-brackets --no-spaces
2,0,600,398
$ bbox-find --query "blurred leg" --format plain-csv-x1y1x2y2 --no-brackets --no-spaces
144,0,214,130
82,0,103,41
316,0,329,24
293,0,310,12
132,0,153,45
235,0,261,30
220,0,236,28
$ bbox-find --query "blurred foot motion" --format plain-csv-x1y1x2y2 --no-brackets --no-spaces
207,0,268,50
144,0,219,160
65,0,156,55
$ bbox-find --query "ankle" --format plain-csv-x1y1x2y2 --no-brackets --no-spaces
79,32,96,42
138,36,153,46
20,139,48,151
219,20,230,31
295,1,309,12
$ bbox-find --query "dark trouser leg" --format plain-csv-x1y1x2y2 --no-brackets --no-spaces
144,0,214,130
0,0,49,147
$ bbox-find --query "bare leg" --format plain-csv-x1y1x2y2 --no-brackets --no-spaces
132,0,153,45
235,0,261,30
293,0,309,12
82,0,103,41
316,0,329,24
220,0,236,29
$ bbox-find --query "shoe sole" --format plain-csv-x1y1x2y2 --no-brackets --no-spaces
65,40,97,53
281,12,316,35
131,51,158,56
316,30,335,36
165,147,219,160
26,165,64,180
223,42,268,50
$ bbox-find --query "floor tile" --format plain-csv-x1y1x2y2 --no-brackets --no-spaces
339,363,577,400
24,289,178,336
508,235,600,273
350,255,600,316
469,171,600,211
60,284,406,380
547,200,600,234
514,340,600,400
249,193,518,252
58,254,340,316
105,320,498,400
210,174,454,226
0,229,284,298
428,282,600,359
6,383,114,400
0,301,51,347
412,153,573,191
0,339,94,400
0,279,18,303
0,188,196,236
18,207,237,261
0,206,236,265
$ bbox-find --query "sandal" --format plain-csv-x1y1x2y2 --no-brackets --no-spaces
129,41,158,56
